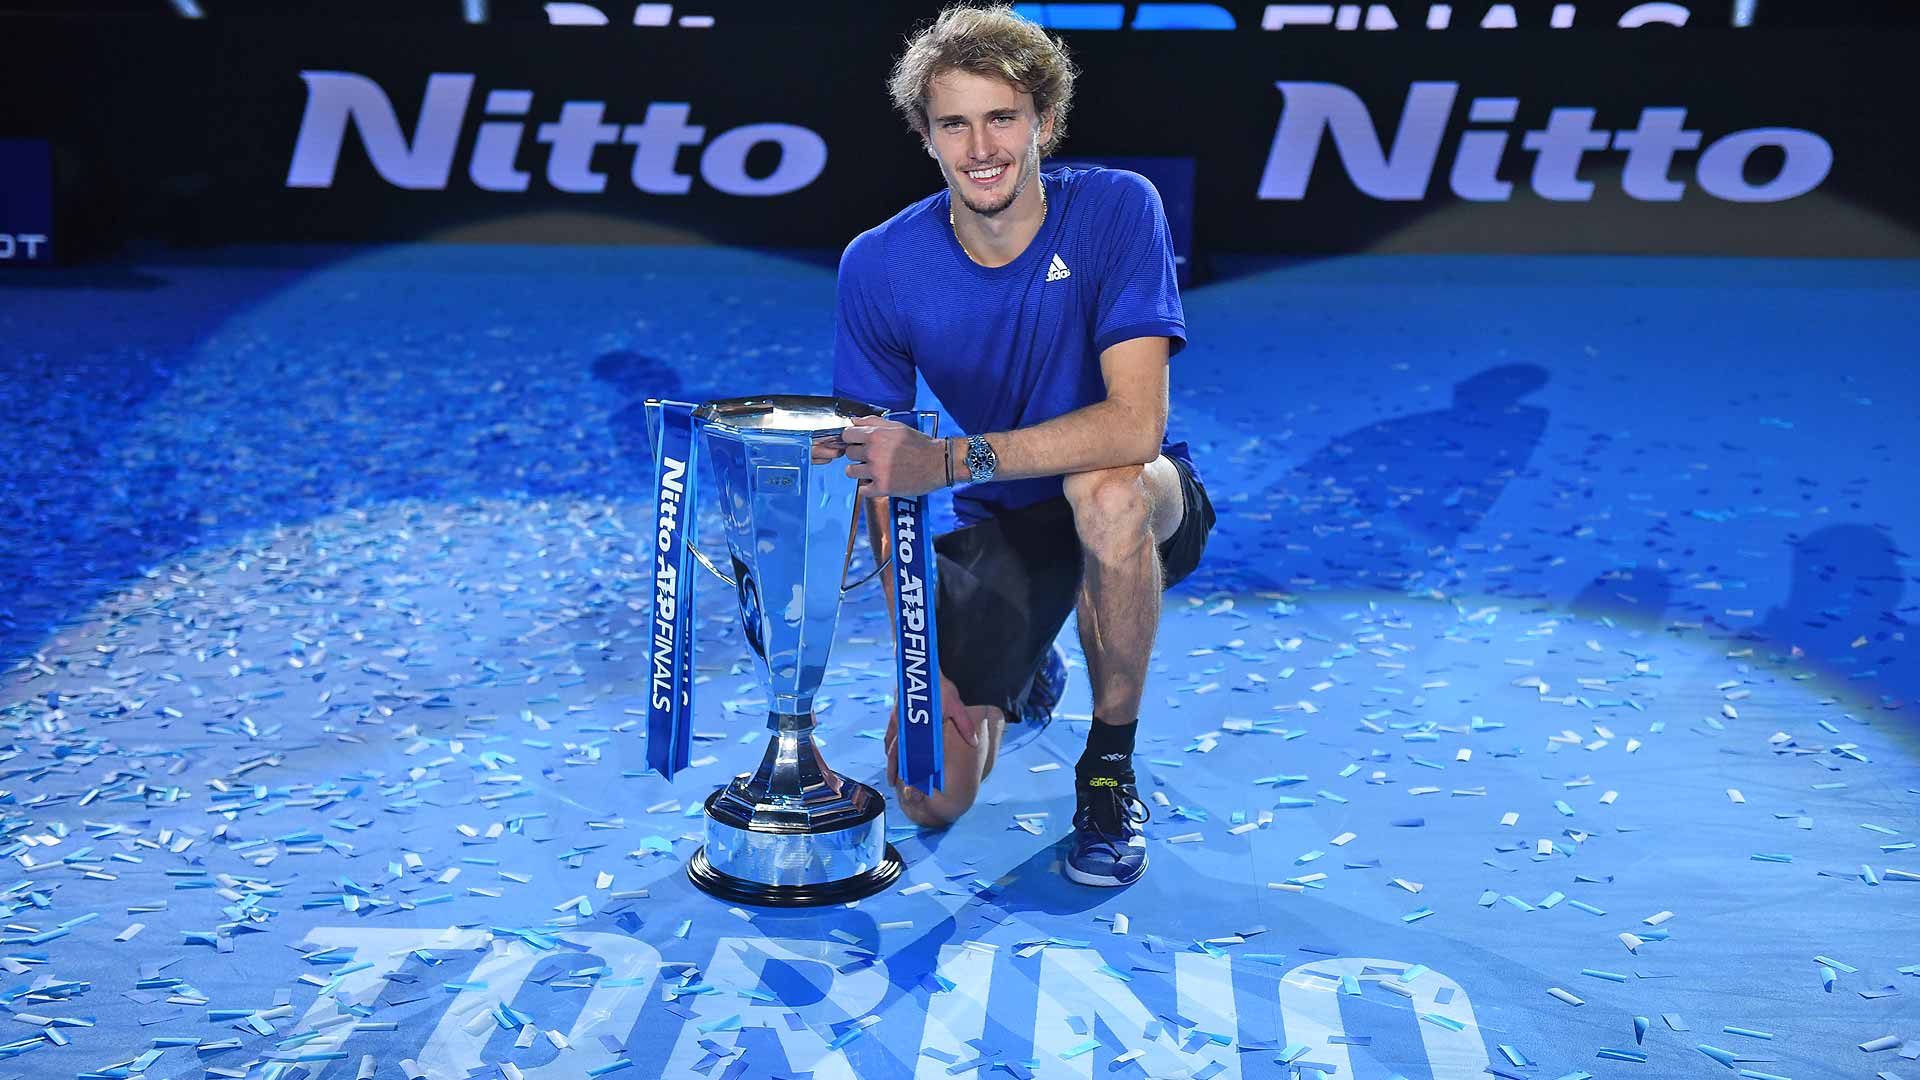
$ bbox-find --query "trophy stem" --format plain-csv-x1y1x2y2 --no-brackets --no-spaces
708,711,857,826
768,709,814,734
692,706,904,906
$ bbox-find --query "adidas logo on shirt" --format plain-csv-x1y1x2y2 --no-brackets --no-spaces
1046,254,1072,282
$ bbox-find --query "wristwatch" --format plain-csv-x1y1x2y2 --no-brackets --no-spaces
964,434,998,484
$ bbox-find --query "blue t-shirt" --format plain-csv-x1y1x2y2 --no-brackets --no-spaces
833,165,1193,527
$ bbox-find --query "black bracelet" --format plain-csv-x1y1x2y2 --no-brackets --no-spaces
944,437,955,487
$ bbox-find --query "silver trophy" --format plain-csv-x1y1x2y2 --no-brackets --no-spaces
647,395,906,906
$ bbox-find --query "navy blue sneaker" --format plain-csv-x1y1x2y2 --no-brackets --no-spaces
1064,775,1150,887
1001,643,1067,754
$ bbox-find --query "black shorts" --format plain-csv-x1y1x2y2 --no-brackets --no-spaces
932,458,1215,720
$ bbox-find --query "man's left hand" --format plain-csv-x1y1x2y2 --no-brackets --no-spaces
841,415,948,497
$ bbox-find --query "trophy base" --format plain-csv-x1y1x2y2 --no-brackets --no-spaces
688,781,905,907
686,843,904,907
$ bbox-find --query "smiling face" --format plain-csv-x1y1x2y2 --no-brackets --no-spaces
924,69,1054,219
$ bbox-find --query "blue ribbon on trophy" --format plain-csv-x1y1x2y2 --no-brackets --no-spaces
887,409,944,794
646,399,698,779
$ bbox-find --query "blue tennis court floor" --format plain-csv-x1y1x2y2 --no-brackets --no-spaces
0,245,1915,1080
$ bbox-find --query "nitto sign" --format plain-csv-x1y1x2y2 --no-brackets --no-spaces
1259,81,1833,203
286,71,828,197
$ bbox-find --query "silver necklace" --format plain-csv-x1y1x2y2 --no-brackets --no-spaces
950,175,1046,264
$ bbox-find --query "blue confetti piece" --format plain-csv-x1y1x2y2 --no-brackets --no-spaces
1058,1039,1100,1059
1697,1045,1738,1066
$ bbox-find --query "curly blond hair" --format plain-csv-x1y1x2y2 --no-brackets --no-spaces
888,4,1077,157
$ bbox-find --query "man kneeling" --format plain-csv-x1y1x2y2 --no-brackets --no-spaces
831,5,1215,886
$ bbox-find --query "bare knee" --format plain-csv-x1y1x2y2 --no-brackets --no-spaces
1064,465,1151,563
894,781,977,829
888,702,997,830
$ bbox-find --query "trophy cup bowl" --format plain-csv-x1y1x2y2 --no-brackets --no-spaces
655,395,905,906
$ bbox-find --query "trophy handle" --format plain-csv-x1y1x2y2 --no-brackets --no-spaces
647,396,738,589
689,542,736,589
839,512,890,595
838,408,937,595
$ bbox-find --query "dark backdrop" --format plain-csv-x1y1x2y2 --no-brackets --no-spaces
3,5,1916,261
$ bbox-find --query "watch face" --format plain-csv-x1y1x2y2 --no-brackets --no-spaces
967,437,995,482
